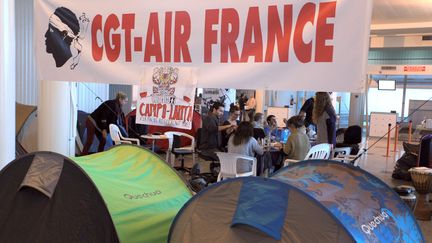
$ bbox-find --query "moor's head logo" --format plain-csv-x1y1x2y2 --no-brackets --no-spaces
45,7,89,70
152,66,179,96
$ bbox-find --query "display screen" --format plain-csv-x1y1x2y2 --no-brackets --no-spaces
378,80,396,90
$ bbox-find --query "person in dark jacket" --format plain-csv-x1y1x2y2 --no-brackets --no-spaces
238,93,248,121
221,105,241,150
299,97,315,128
81,92,128,155
200,102,236,160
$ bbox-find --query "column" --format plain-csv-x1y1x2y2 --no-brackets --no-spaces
0,0,16,168
38,80,76,156
255,89,265,113
349,93,365,127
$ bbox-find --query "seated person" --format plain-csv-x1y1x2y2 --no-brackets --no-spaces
200,102,236,161
228,121,263,173
265,115,278,140
252,112,264,129
221,105,240,149
283,116,311,160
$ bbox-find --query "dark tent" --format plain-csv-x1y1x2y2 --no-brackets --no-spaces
0,152,119,242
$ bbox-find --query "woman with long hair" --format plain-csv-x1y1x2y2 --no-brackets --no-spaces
313,92,337,146
228,121,263,172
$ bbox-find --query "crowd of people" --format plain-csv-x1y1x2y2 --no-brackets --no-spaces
82,91,337,175
198,92,337,173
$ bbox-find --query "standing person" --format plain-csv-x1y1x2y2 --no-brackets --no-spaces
313,92,337,146
82,92,128,155
283,116,311,160
299,97,315,128
238,93,247,121
228,121,263,173
221,105,241,150
200,102,237,161
244,96,256,122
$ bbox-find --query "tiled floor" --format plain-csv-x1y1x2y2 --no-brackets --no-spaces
173,137,432,241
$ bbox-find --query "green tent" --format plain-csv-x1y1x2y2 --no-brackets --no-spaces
71,145,193,243
1,145,191,242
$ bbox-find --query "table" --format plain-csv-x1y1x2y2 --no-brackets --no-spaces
258,142,284,176
140,134,168,152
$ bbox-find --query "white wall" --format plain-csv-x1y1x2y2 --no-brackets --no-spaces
272,91,296,108
368,87,432,118
76,82,109,113
223,89,236,110
0,0,16,167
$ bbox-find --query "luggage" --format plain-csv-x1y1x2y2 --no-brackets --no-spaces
392,142,419,181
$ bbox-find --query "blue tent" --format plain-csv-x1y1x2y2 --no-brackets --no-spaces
272,160,423,242
169,160,424,243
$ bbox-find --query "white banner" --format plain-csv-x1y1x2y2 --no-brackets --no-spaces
136,66,197,129
35,0,373,92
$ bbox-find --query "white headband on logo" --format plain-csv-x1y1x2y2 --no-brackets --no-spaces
49,13,78,39
49,12,89,69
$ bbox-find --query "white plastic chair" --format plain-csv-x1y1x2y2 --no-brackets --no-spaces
165,131,195,168
109,124,140,146
284,143,332,166
216,152,257,182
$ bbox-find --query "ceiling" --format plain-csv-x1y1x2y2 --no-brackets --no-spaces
372,0,432,25
371,0,432,35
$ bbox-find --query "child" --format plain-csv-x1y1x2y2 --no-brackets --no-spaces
283,116,311,160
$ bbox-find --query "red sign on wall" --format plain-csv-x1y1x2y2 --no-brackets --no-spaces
404,66,426,72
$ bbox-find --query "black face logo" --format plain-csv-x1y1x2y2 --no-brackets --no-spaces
45,7,88,70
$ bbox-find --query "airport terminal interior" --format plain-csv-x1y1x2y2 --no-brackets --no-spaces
1,0,432,242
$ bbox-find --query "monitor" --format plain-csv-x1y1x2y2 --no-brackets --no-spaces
378,80,396,90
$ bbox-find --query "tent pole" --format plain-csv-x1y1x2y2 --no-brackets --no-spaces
401,75,407,122
365,75,370,137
